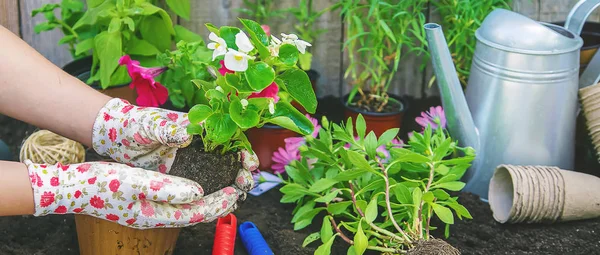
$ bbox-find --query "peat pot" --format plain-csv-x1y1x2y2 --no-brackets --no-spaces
342,92,408,137
246,124,300,172
62,56,137,104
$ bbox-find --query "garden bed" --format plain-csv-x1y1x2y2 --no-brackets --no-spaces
1,96,600,254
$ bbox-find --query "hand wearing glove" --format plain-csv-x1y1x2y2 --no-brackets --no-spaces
25,160,245,229
91,98,260,193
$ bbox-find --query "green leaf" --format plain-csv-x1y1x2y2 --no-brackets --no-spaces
448,202,473,219
389,148,431,163
393,183,412,204
268,101,313,135
364,132,378,159
229,97,259,129
308,179,337,193
291,201,315,223
87,0,104,8
320,216,333,243
186,123,203,135
356,114,366,140
365,197,378,224
432,189,450,200
278,44,299,66
302,232,320,247
277,69,317,114
378,20,397,43
58,35,76,45
433,138,452,161
34,22,59,34
423,191,434,203
298,51,312,70
140,15,171,52
353,221,368,255
74,1,115,30
347,246,357,255
239,18,270,57
435,164,450,175
122,17,135,31
314,234,336,255
412,188,422,209
432,203,454,224
188,105,212,124
334,169,367,181
327,201,352,215
166,0,190,20
94,31,122,88
346,150,374,173
75,38,94,55
378,128,399,147
219,26,241,50
434,181,466,191
205,23,219,35
244,62,275,91
174,25,203,43
126,37,160,56
204,113,237,144
294,208,325,230
108,17,121,33
315,190,339,203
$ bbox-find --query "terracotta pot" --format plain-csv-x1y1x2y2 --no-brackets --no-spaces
342,93,408,137
62,56,137,104
246,124,300,172
74,214,181,255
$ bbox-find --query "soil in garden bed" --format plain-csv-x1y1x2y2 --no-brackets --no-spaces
345,92,404,114
2,96,600,255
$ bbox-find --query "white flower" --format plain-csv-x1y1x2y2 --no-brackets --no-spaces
268,35,282,57
271,35,282,45
240,99,249,109
207,32,227,61
224,49,256,72
235,31,254,53
268,100,275,114
280,33,311,54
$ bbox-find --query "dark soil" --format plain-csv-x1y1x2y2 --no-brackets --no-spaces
408,239,460,255
2,96,600,255
345,92,405,114
169,138,241,194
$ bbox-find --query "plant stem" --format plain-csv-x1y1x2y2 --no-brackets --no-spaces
377,159,412,244
417,162,436,239
329,215,353,244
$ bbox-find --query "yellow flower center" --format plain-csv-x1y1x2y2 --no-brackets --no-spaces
215,43,220,48
234,54,244,61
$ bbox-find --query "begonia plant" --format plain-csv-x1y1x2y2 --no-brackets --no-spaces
121,18,317,154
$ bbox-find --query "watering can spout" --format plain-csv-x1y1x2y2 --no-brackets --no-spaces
424,23,479,151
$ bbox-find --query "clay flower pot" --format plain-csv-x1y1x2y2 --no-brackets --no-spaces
74,138,244,255
342,92,408,136
246,124,300,172
62,56,137,104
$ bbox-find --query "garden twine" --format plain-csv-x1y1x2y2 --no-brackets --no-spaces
19,130,85,165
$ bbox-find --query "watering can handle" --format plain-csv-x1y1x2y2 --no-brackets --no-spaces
566,0,600,89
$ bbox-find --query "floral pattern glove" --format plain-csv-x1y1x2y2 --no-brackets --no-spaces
25,160,244,229
92,98,191,173
236,150,260,194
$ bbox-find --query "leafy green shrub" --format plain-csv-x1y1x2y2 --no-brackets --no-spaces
280,114,475,254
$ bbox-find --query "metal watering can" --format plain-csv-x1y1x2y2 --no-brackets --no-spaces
424,0,600,201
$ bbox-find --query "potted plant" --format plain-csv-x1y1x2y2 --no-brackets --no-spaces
74,18,318,254
278,112,476,254
340,0,429,136
32,0,199,106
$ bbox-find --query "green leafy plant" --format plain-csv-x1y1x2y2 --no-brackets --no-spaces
341,0,428,113
159,19,318,154
31,0,195,89
280,114,475,254
430,0,513,87
281,1,340,71
236,0,286,25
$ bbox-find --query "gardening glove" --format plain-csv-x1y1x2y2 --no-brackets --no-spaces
92,98,191,173
25,160,245,229
235,150,260,195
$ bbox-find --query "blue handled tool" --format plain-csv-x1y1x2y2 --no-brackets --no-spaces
238,222,273,255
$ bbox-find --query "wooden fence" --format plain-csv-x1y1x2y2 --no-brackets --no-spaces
3,0,600,99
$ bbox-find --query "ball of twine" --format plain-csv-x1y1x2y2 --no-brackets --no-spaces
19,130,86,165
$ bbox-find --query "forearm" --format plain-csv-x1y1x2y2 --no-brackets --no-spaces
0,25,111,147
0,161,33,216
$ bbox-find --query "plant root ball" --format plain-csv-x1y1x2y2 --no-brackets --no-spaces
169,139,241,195
407,238,460,255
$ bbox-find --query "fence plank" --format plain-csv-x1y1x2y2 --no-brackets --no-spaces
539,0,600,22
0,0,20,36
19,0,73,68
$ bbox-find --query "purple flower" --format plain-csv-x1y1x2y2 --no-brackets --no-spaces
415,106,446,130
271,143,301,174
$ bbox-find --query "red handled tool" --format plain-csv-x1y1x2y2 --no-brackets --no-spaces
212,213,237,255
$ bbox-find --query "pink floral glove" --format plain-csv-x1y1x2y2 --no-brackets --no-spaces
92,98,191,173
25,160,244,229
237,150,260,193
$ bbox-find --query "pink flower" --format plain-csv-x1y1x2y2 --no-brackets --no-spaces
123,119,129,128
40,191,55,207
50,177,59,187
121,105,134,113
133,133,153,145
77,163,91,173
271,143,300,174
73,208,84,213
57,162,69,171
90,195,104,209
222,200,228,209
248,82,280,103
109,179,121,192
119,55,168,107
106,214,119,221
150,180,164,191
416,106,446,130
126,218,136,225
121,139,130,147
223,187,235,195
167,113,178,122
74,190,82,198
174,210,182,220
141,200,155,217
156,223,165,227
218,60,234,76
261,24,271,37
158,164,167,174
138,193,147,200
88,177,97,184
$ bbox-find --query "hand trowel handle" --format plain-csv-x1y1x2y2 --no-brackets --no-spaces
212,214,237,255
239,222,273,255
